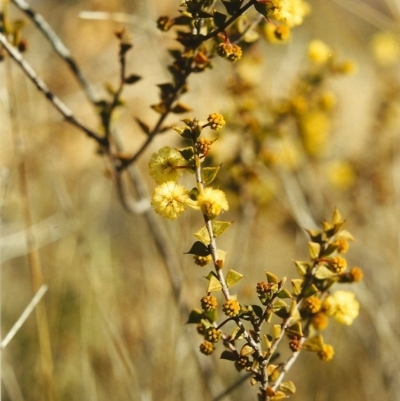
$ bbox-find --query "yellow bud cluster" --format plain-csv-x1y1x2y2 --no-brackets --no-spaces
222,299,241,317
216,43,242,62
201,295,218,312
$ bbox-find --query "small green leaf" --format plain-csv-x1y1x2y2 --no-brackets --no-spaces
314,264,337,280
226,269,244,288
277,288,292,299
151,102,167,114
231,326,245,340
263,334,272,349
201,166,220,184
286,322,303,337
305,228,322,243
253,1,269,16
171,102,192,114
271,391,287,400
320,243,339,257
194,221,232,244
303,335,324,352
279,381,296,394
213,10,227,27
124,74,141,84
332,208,343,225
273,324,282,338
240,344,255,356
308,241,321,259
134,117,150,135
204,308,218,323
221,0,241,15
212,221,232,237
302,283,319,298
207,274,222,292
220,350,237,361
251,304,264,318
294,261,310,277
272,299,288,313
178,146,194,161
291,279,303,296
158,83,174,99
185,241,210,256
186,309,203,324
265,271,279,284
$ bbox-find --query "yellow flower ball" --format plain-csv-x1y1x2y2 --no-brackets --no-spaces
151,181,191,220
149,146,187,184
197,187,229,219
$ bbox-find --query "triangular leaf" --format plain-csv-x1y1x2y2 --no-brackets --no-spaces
240,344,255,356
231,326,245,340
207,274,222,292
171,102,192,114
308,241,321,259
151,102,167,114
286,322,304,337
185,241,210,256
220,350,238,361
226,269,244,288
303,335,324,352
302,284,319,298
273,324,282,338
178,146,194,161
221,0,241,15
213,10,227,27
271,391,287,400
124,74,141,84
186,309,203,324
201,166,220,184
291,279,303,296
294,261,310,276
277,288,292,299
134,117,150,135
265,271,279,284
315,264,337,280
253,1,269,16
251,304,264,319
279,381,296,394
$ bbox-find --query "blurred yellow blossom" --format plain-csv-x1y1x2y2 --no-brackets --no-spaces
264,22,291,44
327,160,355,190
371,31,400,67
308,40,332,64
323,291,360,325
268,0,310,28
299,110,330,156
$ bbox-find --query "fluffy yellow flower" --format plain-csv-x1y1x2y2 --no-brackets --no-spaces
323,291,360,325
197,188,229,219
151,181,191,220
308,40,332,64
268,0,310,28
149,146,186,184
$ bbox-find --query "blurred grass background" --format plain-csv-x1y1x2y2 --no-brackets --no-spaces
1,0,400,400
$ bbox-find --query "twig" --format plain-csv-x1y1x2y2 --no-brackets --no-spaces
0,32,107,147
1,285,48,350
11,0,98,104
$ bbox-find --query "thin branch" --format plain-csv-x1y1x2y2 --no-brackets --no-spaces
11,0,98,104
1,285,48,350
0,32,107,147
